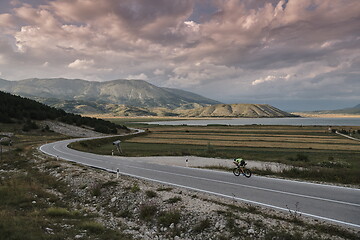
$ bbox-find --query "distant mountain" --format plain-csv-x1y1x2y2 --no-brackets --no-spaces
0,78,220,109
306,104,360,115
175,104,298,118
0,78,296,118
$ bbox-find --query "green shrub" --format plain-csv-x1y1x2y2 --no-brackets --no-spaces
287,153,309,162
118,209,133,218
22,120,39,132
130,183,140,193
145,190,157,198
92,183,102,197
158,210,181,227
156,187,173,192
193,218,211,233
164,197,182,204
101,181,118,188
80,221,105,234
139,204,158,221
46,207,71,217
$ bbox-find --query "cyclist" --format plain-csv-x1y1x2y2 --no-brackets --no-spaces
233,158,246,167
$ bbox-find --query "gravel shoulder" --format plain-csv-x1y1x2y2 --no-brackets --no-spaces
34,148,359,240
32,122,359,239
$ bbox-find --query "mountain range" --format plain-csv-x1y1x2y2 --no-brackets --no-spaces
306,104,360,115
0,78,219,109
0,78,297,117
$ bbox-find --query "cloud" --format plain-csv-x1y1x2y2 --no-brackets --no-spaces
68,59,95,69
126,73,148,80
252,74,290,85
154,69,165,75
0,0,359,109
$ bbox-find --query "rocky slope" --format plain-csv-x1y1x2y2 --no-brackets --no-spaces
33,149,357,240
306,104,360,115
176,103,297,118
0,78,220,109
0,78,297,118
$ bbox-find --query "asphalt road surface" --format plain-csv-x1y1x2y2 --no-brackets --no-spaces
39,137,360,229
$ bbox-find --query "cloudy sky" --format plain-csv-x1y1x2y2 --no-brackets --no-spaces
0,0,359,111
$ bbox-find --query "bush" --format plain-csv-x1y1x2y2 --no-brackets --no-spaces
80,221,105,234
140,204,158,221
145,190,157,198
158,210,181,227
118,209,133,218
46,207,73,218
193,218,211,233
164,197,182,204
156,187,173,192
130,183,140,193
22,120,39,132
139,204,158,221
287,153,309,162
91,183,102,197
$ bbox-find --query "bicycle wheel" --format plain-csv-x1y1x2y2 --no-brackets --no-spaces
242,168,252,178
233,168,241,176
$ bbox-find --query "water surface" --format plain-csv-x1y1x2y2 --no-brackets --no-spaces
146,117,360,126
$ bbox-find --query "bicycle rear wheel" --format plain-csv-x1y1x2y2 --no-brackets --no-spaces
233,168,241,176
242,168,252,178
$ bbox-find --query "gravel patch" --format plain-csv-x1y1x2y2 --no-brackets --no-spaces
40,120,107,138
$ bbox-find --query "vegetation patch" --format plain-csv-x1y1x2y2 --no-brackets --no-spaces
145,190,157,198
164,197,182,204
156,187,173,192
139,204,158,221
80,221,105,234
158,210,181,227
192,218,211,233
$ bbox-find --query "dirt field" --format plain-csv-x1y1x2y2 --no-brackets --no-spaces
126,125,360,151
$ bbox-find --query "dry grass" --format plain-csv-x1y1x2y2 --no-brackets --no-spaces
127,125,360,151
128,137,360,150
142,133,351,144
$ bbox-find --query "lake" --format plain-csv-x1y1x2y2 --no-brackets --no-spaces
145,117,360,126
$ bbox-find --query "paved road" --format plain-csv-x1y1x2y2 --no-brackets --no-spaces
39,137,360,229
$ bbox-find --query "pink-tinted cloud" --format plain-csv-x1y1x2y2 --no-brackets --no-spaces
0,0,359,110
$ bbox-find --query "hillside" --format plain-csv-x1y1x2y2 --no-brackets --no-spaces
176,104,298,118
310,104,360,115
0,78,296,118
0,91,128,134
0,78,220,109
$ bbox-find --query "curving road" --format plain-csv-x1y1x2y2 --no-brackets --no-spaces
39,136,360,229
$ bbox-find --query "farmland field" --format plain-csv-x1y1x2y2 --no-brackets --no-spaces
70,120,360,184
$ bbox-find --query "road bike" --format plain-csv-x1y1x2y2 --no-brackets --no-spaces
233,161,252,178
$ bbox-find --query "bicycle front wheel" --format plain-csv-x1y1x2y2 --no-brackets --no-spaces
242,168,252,178
233,168,241,176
